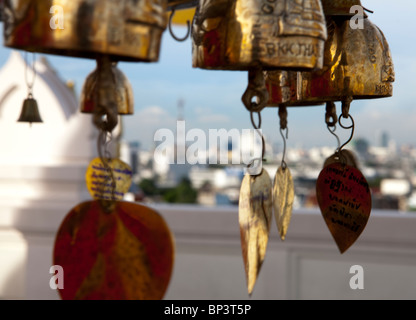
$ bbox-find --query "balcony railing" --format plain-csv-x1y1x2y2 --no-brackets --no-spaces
1,203,416,300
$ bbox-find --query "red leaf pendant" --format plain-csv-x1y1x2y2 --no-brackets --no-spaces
53,200,174,300
316,162,372,254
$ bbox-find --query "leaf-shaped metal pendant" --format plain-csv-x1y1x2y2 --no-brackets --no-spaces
316,162,372,254
53,200,174,300
273,166,295,241
239,169,272,295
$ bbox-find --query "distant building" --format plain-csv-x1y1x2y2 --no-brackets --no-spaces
129,141,140,175
381,131,389,148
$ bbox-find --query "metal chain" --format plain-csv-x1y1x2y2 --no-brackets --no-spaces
278,106,289,170
97,129,117,212
24,52,36,97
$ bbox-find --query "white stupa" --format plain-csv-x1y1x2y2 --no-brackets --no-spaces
0,51,101,299
0,51,97,165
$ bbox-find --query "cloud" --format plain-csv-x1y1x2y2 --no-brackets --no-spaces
136,106,172,121
197,113,230,124
121,106,176,149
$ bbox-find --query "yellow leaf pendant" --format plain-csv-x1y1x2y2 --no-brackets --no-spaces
273,166,295,241
238,169,272,295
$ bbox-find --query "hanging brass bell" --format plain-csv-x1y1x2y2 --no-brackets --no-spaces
298,17,394,105
17,96,43,124
80,62,134,115
192,0,328,71
265,16,395,109
3,0,168,62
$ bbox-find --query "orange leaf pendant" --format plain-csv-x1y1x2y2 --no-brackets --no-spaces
53,200,174,300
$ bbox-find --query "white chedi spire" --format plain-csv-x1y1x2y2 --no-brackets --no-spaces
0,51,97,165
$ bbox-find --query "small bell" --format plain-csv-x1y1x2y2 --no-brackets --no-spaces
80,61,134,115
192,0,327,112
17,96,43,124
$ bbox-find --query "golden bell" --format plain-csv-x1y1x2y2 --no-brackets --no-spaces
265,16,395,108
17,97,43,124
299,17,394,105
192,0,328,71
80,62,134,115
3,0,168,62
321,0,367,17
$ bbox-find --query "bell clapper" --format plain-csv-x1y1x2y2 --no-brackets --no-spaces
93,55,119,133
242,67,269,113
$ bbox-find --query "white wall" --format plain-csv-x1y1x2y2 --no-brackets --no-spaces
1,205,416,300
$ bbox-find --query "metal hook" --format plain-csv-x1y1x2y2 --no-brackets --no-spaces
250,110,262,130
250,111,266,161
97,129,117,211
327,124,341,152
280,127,289,170
246,111,266,176
278,106,289,170
338,113,355,152
168,8,191,42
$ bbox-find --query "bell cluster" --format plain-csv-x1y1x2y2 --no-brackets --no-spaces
1,0,394,128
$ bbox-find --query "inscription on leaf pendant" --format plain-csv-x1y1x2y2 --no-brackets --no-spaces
316,162,372,254
86,158,132,201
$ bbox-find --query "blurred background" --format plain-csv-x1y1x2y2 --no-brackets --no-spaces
1,1,416,300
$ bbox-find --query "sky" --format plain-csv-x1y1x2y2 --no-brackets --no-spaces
1,1,416,152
